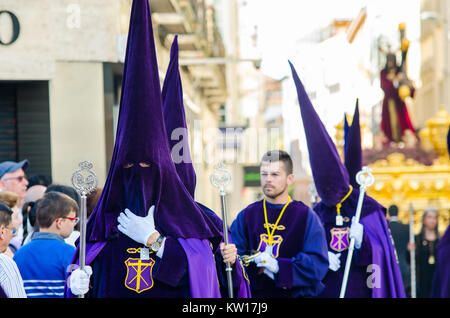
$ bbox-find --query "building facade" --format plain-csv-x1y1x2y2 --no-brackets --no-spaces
0,0,227,210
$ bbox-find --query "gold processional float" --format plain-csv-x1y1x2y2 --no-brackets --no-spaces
335,107,450,235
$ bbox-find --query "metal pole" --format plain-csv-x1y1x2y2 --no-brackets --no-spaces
339,166,374,298
71,161,98,298
409,203,416,298
210,162,233,298
79,193,87,271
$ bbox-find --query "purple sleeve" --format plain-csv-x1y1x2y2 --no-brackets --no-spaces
154,237,187,287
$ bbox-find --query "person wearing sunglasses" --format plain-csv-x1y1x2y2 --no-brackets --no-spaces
0,160,29,210
13,192,79,298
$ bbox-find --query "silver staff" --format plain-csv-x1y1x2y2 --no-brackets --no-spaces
71,161,98,298
409,203,416,298
339,166,374,298
210,162,233,298
308,181,318,207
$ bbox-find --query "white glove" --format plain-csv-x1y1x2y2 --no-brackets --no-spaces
328,251,341,271
117,206,156,246
254,250,279,274
350,217,364,249
69,266,92,296
263,269,275,280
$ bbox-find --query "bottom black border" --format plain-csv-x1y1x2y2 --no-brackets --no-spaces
1,298,449,316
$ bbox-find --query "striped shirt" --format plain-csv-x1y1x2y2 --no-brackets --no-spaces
13,232,76,298
0,254,27,298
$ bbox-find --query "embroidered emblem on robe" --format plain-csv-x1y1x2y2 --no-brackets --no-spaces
257,234,283,258
124,257,155,293
329,227,350,252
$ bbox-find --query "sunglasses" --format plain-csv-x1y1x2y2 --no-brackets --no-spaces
2,176,26,183
62,216,80,224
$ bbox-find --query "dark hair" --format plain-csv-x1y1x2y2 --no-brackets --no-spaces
27,174,52,189
36,192,79,229
388,205,399,217
384,53,399,71
261,150,293,175
87,187,102,218
45,184,81,230
0,202,13,227
45,184,81,208
22,200,39,242
419,207,439,240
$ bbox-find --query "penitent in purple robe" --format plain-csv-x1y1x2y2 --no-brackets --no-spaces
162,35,250,298
289,61,406,298
65,0,223,298
230,200,329,298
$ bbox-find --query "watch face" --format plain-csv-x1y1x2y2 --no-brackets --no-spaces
151,242,160,252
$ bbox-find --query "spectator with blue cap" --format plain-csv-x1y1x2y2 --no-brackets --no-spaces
0,160,29,210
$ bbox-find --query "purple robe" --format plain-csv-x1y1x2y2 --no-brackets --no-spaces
161,36,250,298
289,61,405,298
315,190,406,298
231,199,329,297
65,0,222,298
431,225,450,297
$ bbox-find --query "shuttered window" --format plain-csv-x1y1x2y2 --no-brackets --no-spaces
0,82,51,178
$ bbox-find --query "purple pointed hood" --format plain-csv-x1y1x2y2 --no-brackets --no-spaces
343,113,349,155
289,61,350,207
344,99,362,188
86,0,221,242
162,35,196,198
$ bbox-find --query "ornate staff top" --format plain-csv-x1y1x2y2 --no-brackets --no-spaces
71,161,98,196
210,162,231,194
355,166,374,190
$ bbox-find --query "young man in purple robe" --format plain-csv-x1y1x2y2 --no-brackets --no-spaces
66,0,227,298
230,150,329,298
289,61,406,298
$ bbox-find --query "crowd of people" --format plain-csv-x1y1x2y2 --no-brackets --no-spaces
0,159,102,298
0,156,446,299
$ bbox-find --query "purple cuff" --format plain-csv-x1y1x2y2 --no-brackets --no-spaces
154,237,187,287
276,257,293,288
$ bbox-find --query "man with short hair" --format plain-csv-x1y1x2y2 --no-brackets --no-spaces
388,205,410,296
0,160,29,210
13,192,78,298
230,150,329,298
0,202,26,298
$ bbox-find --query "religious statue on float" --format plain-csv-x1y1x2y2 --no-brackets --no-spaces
379,23,417,146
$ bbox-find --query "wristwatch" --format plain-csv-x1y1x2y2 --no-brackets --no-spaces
150,234,164,252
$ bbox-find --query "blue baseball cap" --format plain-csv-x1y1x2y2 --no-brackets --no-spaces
0,160,29,180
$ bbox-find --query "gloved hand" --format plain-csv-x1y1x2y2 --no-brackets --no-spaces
263,269,275,280
328,251,341,271
117,206,156,246
254,250,279,274
69,266,92,296
350,216,364,249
